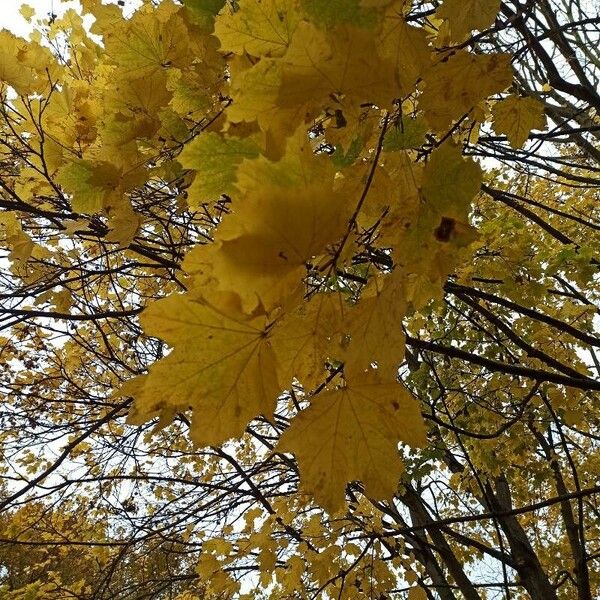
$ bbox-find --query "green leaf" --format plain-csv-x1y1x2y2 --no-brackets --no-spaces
301,0,378,28
331,136,363,168
178,133,260,207
383,118,427,151
183,0,226,29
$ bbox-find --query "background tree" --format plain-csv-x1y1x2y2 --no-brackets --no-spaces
0,0,599,599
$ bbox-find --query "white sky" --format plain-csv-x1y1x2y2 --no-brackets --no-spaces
0,1,81,37
0,1,142,37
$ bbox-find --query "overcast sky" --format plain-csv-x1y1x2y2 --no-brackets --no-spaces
0,1,81,36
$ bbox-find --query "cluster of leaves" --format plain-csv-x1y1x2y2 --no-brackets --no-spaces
0,0,599,599
118,0,529,512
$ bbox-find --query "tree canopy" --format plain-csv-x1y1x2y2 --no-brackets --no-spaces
0,0,599,598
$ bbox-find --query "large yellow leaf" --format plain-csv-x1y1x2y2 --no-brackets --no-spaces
226,56,304,157
378,12,432,94
436,0,501,41
271,292,347,389
278,372,426,512
126,291,281,446
104,4,192,79
277,22,396,113
215,0,300,57
0,31,36,95
492,94,547,148
420,51,512,131
210,181,348,310
342,272,407,377
188,135,350,310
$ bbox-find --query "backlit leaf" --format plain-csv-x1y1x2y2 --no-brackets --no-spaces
492,94,547,148
279,371,426,512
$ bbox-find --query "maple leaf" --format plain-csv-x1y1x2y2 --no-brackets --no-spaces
492,94,547,148
383,117,428,151
277,22,397,114
178,133,260,206
421,142,482,218
342,272,408,377
279,371,427,512
56,159,123,214
185,132,350,310
104,4,192,79
271,292,347,388
215,0,300,57
0,31,37,95
436,0,501,41
378,11,432,94
126,291,281,447
420,51,512,131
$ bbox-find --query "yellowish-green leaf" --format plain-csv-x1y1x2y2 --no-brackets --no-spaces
421,142,482,218
178,133,260,206
302,0,378,28
125,291,281,446
56,159,122,214
384,117,427,151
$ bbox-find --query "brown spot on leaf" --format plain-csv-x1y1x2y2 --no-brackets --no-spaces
435,217,456,242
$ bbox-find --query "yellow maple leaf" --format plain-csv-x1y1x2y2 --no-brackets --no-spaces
271,292,347,389
215,0,300,58
226,55,306,157
436,0,501,41
105,202,142,247
278,22,397,113
126,291,281,446
278,371,426,512
0,32,37,95
187,134,350,311
104,4,192,79
378,11,432,94
420,51,512,131
56,159,123,214
0,213,35,264
492,94,547,148
342,272,408,377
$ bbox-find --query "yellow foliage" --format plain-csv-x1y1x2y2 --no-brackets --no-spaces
279,371,426,512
